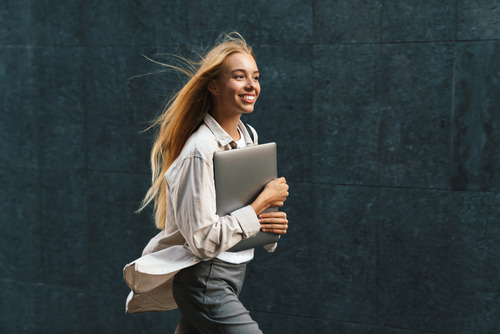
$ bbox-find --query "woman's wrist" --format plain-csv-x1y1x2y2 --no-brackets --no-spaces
250,197,268,215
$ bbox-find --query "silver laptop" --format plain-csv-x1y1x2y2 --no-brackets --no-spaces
214,142,280,252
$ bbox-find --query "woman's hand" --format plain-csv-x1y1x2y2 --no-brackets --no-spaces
251,177,289,215
259,211,288,235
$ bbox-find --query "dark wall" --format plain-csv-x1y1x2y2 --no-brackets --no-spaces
1,1,499,333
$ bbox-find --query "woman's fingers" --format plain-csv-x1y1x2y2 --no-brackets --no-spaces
259,217,288,224
258,211,287,219
259,212,288,234
261,223,288,234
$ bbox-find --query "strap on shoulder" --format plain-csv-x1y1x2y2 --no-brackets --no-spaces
244,123,256,144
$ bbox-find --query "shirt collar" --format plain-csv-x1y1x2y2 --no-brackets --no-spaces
204,113,250,149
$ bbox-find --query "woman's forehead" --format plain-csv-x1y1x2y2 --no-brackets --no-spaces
223,52,259,72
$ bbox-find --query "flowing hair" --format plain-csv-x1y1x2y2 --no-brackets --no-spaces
139,32,256,230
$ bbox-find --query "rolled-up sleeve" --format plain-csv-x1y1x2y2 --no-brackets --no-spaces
167,154,260,260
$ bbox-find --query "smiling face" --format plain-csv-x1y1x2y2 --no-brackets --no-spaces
209,52,260,118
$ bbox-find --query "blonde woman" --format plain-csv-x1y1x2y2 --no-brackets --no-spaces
124,33,289,333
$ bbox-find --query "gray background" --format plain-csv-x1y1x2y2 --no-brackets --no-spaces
1,1,499,333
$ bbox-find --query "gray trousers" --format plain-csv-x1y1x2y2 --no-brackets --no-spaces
172,258,263,334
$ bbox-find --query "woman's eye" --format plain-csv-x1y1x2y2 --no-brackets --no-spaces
253,76,259,81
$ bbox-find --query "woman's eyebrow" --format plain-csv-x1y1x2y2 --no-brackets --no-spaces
231,69,260,74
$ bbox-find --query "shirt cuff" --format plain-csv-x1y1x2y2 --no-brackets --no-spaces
263,242,277,252
230,205,261,239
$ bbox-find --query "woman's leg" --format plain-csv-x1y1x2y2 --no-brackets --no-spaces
173,259,262,334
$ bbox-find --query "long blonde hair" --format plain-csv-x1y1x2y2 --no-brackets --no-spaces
139,32,255,230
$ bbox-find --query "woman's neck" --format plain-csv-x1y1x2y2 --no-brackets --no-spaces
210,111,241,141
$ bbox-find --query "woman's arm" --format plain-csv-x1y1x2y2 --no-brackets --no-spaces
169,155,261,259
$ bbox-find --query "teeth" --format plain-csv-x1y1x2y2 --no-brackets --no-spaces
242,95,255,100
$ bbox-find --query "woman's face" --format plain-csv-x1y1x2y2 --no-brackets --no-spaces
209,52,260,116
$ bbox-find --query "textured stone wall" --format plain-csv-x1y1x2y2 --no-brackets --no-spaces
1,1,499,333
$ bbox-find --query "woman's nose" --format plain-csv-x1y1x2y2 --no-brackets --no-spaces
245,78,257,90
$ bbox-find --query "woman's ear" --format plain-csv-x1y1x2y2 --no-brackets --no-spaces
208,79,218,95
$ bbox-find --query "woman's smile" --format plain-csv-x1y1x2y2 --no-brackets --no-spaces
240,94,256,103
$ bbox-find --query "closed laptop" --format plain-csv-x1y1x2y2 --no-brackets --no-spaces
214,142,280,252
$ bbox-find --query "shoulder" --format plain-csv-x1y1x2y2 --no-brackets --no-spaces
166,124,219,178
184,124,220,161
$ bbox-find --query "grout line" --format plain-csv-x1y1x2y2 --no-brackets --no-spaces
268,180,500,194
1,39,500,50
83,20,91,295
32,38,46,285
0,163,150,175
251,309,442,334
376,1,385,323
447,18,459,331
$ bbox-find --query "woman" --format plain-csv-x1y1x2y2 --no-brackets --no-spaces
124,33,289,334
